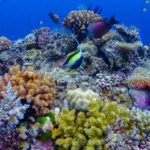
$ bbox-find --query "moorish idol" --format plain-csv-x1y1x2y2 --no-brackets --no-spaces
63,37,83,69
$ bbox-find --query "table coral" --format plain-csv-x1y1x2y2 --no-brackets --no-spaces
0,65,58,117
52,99,130,150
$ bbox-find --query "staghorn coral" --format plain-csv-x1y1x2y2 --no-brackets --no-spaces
66,88,100,111
63,10,101,40
128,66,150,90
0,36,12,51
0,65,58,117
52,99,130,150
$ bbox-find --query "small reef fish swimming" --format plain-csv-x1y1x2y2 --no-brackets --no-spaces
48,12,60,24
63,38,83,69
87,16,119,38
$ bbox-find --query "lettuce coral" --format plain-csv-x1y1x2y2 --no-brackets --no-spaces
66,88,100,111
52,99,130,150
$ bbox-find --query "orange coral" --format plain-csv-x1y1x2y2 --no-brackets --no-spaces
0,65,58,116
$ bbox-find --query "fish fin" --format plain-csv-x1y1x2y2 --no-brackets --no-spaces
108,16,119,25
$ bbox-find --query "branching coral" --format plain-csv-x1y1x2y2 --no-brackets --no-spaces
63,10,101,40
0,65,58,116
106,117,150,150
52,99,130,150
66,88,100,111
0,82,29,125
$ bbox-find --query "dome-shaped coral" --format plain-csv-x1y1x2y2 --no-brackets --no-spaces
66,88,100,111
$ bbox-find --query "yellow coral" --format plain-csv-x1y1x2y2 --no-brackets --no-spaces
53,99,130,150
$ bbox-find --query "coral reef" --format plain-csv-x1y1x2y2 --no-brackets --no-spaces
63,10,101,40
52,99,130,150
0,36,12,51
66,88,100,111
0,65,58,116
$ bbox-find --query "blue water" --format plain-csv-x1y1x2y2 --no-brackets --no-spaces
0,0,149,44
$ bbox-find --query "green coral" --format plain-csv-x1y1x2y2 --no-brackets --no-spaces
52,99,130,150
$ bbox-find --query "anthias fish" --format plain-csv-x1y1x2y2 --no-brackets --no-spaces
87,16,119,38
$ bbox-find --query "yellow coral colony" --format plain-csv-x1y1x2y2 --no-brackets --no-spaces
52,99,130,150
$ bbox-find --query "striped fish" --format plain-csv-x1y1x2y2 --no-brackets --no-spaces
63,47,83,69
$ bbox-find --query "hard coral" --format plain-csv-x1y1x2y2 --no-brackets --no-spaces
0,36,12,51
66,88,100,111
128,66,150,90
63,10,101,40
0,65,58,116
33,27,51,49
52,99,130,150
0,82,29,125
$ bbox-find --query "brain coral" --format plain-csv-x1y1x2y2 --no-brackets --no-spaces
0,65,58,116
52,99,130,150
63,10,101,40
66,88,100,111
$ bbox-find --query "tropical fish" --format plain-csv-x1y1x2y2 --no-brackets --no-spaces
87,16,119,38
48,12,60,24
63,48,83,69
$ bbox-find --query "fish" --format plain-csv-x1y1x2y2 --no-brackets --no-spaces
48,12,60,24
63,48,83,69
87,16,119,38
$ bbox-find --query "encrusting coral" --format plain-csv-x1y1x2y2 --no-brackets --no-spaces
63,10,101,40
0,65,58,116
52,99,130,150
66,88,100,111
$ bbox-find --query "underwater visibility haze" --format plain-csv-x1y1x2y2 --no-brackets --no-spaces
0,0,150,150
